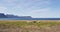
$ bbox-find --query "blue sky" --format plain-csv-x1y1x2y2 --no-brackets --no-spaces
0,0,60,18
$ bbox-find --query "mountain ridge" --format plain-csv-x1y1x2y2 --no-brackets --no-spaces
0,13,32,18
0,13,60,20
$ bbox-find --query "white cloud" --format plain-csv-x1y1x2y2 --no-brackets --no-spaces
24,7,49,13
0,0,51,18
30,8,50,14
0,0,50,8
0,6,7,13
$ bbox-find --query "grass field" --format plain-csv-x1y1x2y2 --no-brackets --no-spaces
0,20,60,32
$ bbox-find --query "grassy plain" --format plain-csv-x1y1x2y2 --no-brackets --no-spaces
0,20,60,32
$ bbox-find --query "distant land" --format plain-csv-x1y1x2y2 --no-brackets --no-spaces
0,13,32,18
0,13,60,20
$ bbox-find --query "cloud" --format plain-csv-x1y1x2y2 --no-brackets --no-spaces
0,0,51,18
31,8,50,14
0,6,8,13
0,0,50,8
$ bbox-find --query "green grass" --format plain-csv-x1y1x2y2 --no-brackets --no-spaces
0,20,60,28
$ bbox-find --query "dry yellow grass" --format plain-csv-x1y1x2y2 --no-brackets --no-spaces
0,20,60,32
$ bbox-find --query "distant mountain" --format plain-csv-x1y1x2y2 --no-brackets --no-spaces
0,13,60,20
0,13,32,19
6,14,32,18
0,13,7,18
6,14,21,18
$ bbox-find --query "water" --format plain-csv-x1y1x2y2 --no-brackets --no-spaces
0,18,60,20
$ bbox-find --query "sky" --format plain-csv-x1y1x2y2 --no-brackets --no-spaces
0,0,60,18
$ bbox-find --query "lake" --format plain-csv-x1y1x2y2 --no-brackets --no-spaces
0,18,60,20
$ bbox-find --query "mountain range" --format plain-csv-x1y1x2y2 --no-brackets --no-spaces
0,13,32,18
0,13,60,20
